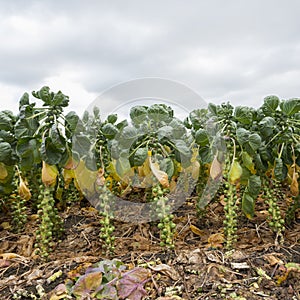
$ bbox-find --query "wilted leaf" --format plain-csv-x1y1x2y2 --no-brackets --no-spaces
72,271,102,298
276,262,300,285
190,224,205,237
18,177,32,200
242,151,255,174
148,152,169,188
290,169,299,196
49,284,70,300
207,233,224,248
149,264,179,281
74,160,98,195
62,169,75,188
210,153,222,180
229,160,243,184
1,222,11,230
0,163,8,180
42,161,59,187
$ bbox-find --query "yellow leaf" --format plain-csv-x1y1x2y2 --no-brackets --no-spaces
190,224,205,236
62,169,75,188
1,222,11,230
210,154,223,180
18,177,31,200
106,162,122,182
64,156,78,170
229,160,243,184
74,160,97,195
0,163,8,180
290,169,299,196
148,155,169,188
185,148,200,180
42,161,59,187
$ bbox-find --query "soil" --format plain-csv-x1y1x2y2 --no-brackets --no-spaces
0,196,300,300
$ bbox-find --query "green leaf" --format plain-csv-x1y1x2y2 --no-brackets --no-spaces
234,106,253,125
32,86,51,102
0,130,14,144
175,140,192,166
242,151,255,173
130,106,148,124
198,146,213,164
281,98,300,116
236,128,249,145
208,103,218,116
116,155,132,177
102,123,118,139
107,114,118,124
93,106,100,118
274,157,287,181
65,111,80,137
0,142,12,164
133,147,148,166
0,164,14,194
247,175,261,198
40,137,63,165
52,90,69,107
147,104,172,123
263,95,280,112
116,119,128,130
157,126,173,141
0,111,13,131
159,157,174,179
16,138,41,170
254,154,268,172
119,127,139,149
242,191,255,219
72,134,92,156
247,133,261,151
195,129,209,146
189,109,208,130
169,119,186,139
19,92,30,108
259,116,276,139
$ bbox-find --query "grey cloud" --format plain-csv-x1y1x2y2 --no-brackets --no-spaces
0,0,300,111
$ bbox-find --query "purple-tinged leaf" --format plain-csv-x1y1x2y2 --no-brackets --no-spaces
117,268,150,300
72,271,102,299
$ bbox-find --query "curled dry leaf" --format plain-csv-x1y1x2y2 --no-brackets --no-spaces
210,153,222,181
18,177,32,200
290,169,299,196
148,264,180,281
207,233,224,248
42,161,59,187
190,224,205,236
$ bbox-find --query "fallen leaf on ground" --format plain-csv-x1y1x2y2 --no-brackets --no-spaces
148,264,180,281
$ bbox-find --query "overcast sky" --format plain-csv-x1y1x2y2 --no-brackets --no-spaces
1,0,300,117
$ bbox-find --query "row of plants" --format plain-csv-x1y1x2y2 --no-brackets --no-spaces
0,87,299,258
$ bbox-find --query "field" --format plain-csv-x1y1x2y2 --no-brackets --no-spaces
0,87,299,299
